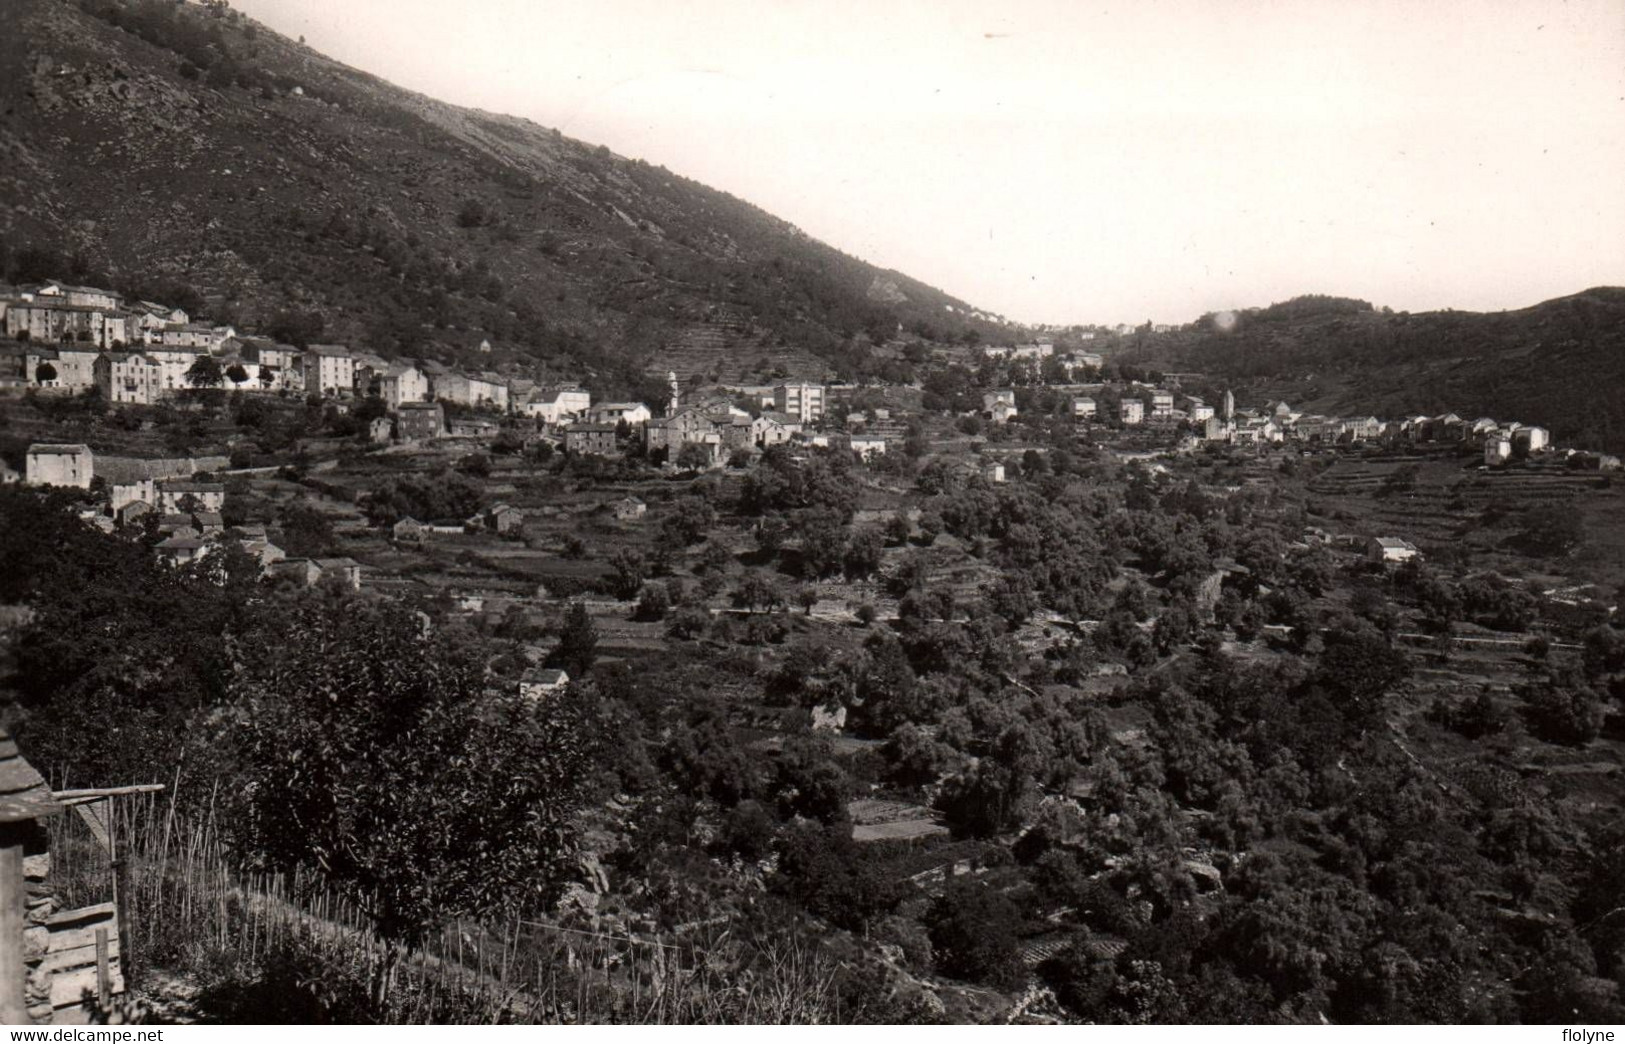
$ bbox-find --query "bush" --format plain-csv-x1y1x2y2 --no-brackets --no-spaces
667,607,710,640
634,581,671,621
1521,674,1606,746
922,879,1026,989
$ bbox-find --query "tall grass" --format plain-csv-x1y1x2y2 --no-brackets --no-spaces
45,789,849,1023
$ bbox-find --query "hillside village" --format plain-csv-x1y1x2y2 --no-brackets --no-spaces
1,0,1624,1028
4,266,1624,1023
6,279,1619,598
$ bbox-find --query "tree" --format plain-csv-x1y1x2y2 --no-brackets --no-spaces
1515,503,1586,558
607,549,647,601
660,496,716,546
795,509,847,579
1521,673,1606,746
278,500,333,558
843,527,884,580
734,570,783,614
34,362,56,383
550,602,598,678
796,585,820,616
186,354,225,389
228,600,603,955
225,363,250,387
923,879,1026,989
675,442,713,471
634,581,671,621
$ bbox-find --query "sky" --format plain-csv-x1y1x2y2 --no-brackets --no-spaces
230,0,1625,326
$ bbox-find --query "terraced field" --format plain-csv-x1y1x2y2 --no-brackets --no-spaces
1306,454,1623,583
644,307,835,385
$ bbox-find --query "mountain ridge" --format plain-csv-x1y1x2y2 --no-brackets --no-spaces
0,0,1012,396
1116,287,1625,452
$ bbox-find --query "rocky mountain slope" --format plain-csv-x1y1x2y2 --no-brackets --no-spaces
0,0,1011,391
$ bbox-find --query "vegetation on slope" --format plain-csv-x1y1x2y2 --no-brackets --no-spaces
1118,290,1625,452
0,0,1012,387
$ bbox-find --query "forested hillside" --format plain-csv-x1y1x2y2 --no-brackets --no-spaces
0,0,1011,386
1119,290,1625,452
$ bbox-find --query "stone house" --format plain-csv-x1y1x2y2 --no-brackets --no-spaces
435,371,510,409
646,407,721,457
752,411,802,447
36,282,122,310
613,496,647,521
313,557,362,591
484,503,525,535
1120,399,1145,425
848,436,887,460
156,534,208,566
156,480,226,514
519,387,591,424
24,445,92,489
392,516,429,545
141,345,208,395
154,323,218,351
25,346,100,391
302,344,355,397
109,479,156,513
1071,396,1097,420
1512,426,1550,454
395,401,445,442
519,668,570,699
375,363,429,409
564,423,621,457
3,301,126,350
268,558,323,587
93,351,163,405
1367,536,1420,565
1484,436,1512,465
239,339,305,392
586,402,652,426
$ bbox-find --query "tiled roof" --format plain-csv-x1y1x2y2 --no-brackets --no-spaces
0,729,62,824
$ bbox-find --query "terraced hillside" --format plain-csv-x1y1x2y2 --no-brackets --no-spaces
643,305,835,385
1305,451,1625,590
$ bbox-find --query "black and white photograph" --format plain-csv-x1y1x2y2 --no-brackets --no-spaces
0,0,1623,1028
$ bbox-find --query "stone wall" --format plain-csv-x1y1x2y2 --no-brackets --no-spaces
22,833,54,1023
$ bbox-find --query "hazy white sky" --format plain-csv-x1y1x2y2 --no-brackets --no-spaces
232,0,1625,325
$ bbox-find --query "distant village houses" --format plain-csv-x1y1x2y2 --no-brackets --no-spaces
563,423,620,457
773,382,825,423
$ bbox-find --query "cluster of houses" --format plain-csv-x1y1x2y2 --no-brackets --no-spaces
0,281,528,422
549,376,875,465
16,441,364,586
1199,398,1565,462
0,281,874,466
980,342,1106,374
